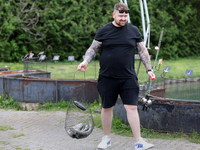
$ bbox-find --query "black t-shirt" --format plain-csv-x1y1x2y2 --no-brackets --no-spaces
94,22,143,79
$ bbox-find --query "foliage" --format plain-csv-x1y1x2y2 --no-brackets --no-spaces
189,130,200,143
93,113,200,144
13,133,25,138
89,97,101,113
111,116,132,135
38,99,70,110
0,125,14,131
0,0,200,60
0,92,22,110
42,0,119,60
150,0,200,59
128,0,200,59
0,0,49,62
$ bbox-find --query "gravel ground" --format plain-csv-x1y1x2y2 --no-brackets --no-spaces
0,109,200,150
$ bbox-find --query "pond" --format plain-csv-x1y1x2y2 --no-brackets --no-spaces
165,81,200,100
139,79,200,101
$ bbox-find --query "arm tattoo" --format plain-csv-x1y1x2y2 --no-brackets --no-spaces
84,40,102,64
136,42,151,70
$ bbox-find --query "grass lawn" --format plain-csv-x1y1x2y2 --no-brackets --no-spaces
1,56,200,84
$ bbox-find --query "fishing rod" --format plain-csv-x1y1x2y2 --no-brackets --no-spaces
142,28,164,111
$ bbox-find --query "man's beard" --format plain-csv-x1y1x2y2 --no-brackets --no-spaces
114,20,127,27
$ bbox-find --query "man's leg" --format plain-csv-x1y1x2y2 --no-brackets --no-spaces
101,106,114,138
97,76,118,148
124,104,140,142
97,106,114,149
124,105,154,150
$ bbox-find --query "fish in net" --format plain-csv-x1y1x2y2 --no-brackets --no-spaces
65,100,94,139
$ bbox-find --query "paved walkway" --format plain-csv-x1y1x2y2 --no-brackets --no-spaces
0,109,200,150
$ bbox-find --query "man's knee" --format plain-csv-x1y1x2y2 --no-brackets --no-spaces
102,106,114,112
124,105,138,112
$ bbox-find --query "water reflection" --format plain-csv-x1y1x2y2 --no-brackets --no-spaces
139,81,200,101
165,82,200,100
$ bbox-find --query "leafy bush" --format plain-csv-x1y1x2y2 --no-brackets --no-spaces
38,99,70,110
0,0,199,61
0,92,21,110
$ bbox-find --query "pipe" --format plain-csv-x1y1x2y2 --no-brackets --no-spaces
124,0,131,23
143,0,150,49
56,80,58,103
139,0,146,41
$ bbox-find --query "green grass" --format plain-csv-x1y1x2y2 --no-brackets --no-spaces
0,141,10,145
37,100,70,111
0,62,24,70
0,125,14,131
0,93,22,110
1,56,200,84
13,133,25,138
93,113,200,144
136,56,200,84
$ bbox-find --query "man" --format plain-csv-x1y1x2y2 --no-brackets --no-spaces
77,2,155,150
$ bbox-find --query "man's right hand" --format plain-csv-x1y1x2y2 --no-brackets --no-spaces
77,60,88,72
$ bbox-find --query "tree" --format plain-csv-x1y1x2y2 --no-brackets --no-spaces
138,0,200,59
42,0,118,60
0,0,199,62
0,0,49,62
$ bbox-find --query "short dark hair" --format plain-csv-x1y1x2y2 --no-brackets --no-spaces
114,2,129,11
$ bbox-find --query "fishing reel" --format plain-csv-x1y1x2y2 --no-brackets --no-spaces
142,95,152,111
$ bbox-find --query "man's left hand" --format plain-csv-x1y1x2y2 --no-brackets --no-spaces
147,71,155,81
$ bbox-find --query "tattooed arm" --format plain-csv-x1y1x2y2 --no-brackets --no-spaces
136,42,155,78
136,41,151,71
84,40,102,63
77,40,102,72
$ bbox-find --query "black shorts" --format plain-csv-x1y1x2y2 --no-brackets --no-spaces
97,76,139,108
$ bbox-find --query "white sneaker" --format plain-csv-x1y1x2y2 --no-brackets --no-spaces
97,135,111,149
135,137,154,150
